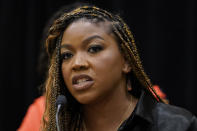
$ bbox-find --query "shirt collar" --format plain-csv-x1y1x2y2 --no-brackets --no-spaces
134,90,158,124
118,90,158,130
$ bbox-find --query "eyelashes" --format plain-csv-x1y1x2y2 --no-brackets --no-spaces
61,44,104,61
61,52,73,60
88,45,103,53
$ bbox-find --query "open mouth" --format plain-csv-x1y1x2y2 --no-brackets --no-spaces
73,77,92,84
72,74,94,90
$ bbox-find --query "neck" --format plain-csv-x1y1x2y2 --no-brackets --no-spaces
82,85,138,131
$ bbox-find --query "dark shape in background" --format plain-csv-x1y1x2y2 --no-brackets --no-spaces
0,0,196,130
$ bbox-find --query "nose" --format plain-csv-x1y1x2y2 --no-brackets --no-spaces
72,53,89,71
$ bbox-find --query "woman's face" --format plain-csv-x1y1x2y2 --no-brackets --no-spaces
61,19,129,104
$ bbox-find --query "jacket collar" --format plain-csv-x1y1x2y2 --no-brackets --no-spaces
118,90,159,131
134,90,158,124
121,90,158,130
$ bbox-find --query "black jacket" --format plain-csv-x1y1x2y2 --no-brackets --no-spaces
118,91,197,131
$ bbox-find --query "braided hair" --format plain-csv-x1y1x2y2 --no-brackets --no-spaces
42,5,163,131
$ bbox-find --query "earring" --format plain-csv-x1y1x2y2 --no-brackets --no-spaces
127,78,132,91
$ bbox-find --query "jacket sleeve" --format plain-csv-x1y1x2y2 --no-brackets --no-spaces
187,115,197,131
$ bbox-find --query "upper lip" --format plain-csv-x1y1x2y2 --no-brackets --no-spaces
72,74,93,84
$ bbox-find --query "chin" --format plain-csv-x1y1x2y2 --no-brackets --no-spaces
74,94,98,105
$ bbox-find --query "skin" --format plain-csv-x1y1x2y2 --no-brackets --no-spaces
61,19,138,131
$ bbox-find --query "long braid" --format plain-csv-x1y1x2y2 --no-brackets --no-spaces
43,5,164,131
44,35,63,131
114,15,163,101
109,8,161,99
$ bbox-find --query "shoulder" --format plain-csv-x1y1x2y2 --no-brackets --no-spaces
17,96,45,131
155,103,194,121
153,102,197,131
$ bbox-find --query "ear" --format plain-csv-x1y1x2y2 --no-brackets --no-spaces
122,60,131,73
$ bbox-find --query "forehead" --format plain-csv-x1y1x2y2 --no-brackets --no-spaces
61,18,121,50
61,18,122,51
63,18,113,36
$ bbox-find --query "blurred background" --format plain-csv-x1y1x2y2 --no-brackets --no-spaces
0,0,196,130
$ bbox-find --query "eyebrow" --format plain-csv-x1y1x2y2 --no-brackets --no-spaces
61,35,104,49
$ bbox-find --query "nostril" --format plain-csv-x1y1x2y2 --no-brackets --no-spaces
73,65,88,71
72,62,89,71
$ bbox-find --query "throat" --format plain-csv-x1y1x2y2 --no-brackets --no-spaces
83,95,138,131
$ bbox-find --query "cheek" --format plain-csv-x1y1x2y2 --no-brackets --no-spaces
92,50,124,79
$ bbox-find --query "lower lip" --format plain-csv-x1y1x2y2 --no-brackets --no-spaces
72,81,94,91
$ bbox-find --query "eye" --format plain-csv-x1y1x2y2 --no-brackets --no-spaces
61,52,73,60
88,45,103,54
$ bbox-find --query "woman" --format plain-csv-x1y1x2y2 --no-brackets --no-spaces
42,4,197,131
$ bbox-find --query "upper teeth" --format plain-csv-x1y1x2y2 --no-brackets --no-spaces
76,78,88,84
